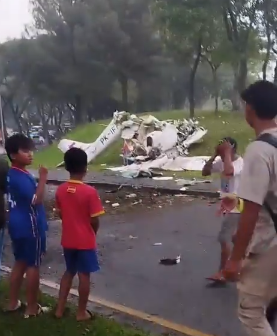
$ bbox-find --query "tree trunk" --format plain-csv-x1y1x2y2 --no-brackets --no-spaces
262,25,272,81
231,58,248,111
274,59,277,85
237,58,248,92
11,106,23,133
39,105,52,145
73,95,83,125
214,70,219,115
0,100,8,141
262,47,271,81
120,75,128,111
210,66,220,114
136,80,144,113
188,38,202,118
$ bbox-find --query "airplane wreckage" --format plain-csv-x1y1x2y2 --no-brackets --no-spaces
57,111,210,172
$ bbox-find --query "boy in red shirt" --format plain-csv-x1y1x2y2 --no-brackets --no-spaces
55,148,104,321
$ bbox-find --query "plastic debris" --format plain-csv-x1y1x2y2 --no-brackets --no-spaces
152,176,173,181
105,185,123,194
180,187,187,192
153,243,162,246
132,200,142,205
126,193,137,198
160,255,181,266
112,203,120,207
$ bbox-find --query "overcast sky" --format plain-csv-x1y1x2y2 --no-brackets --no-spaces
0,0,32,42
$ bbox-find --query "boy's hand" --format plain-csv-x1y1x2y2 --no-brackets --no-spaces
218,196,237,215
39,165,48,180
217,140,233,156
223,259,242,282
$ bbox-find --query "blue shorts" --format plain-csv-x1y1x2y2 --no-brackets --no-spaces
12,236,46,268
63,249,100,275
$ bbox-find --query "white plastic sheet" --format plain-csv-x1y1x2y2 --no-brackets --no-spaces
107,155,210,172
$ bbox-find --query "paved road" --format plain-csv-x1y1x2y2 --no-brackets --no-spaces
3,199,244,336
30,169,220,196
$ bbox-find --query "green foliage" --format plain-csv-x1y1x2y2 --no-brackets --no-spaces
0,280,150,336
0,0,273,129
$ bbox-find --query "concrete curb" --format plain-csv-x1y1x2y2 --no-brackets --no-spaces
0,265,211,336
46,178,220,198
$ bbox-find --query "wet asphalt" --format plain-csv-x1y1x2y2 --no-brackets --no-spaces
2,196,248,336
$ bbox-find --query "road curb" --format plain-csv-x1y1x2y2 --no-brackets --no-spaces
0,265,214,336
46,178,220,198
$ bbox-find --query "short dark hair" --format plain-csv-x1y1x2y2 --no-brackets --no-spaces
241,80,277,120
64,147,87,174
5,133,34,162
221,137,238,151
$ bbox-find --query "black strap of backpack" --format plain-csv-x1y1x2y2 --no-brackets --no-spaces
257,133,277,232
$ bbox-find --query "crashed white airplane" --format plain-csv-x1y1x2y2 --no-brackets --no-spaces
57,111,209,171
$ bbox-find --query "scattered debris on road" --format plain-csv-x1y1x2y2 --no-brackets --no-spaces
44,185,219,220
126,193,137,198
160,255,181,266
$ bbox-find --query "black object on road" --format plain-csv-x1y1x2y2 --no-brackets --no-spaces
160,256,181,266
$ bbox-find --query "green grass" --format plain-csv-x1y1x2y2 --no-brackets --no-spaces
33,110,254,176
0,280,150,336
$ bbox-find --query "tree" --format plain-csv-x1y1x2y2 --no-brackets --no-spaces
260,0,275,80
153,0,222,117
30,0,116,124
104,0,162,110
0,40,33,133
29,0,161,121
221,0,261,110
261,0,277,82
201,19,232,114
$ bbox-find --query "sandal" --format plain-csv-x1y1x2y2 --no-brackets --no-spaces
24,304,51,319
4,300,25,313
206,272,227,283
76,310,95,322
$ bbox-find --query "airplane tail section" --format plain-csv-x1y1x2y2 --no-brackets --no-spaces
56,116,122,167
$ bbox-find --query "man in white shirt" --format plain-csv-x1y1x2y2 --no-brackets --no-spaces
223,80,277,336
202,137,243,283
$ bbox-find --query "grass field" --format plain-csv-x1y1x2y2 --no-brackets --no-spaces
32,110,254,175
0,280,149,336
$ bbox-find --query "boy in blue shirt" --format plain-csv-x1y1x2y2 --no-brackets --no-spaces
5,134,50,318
